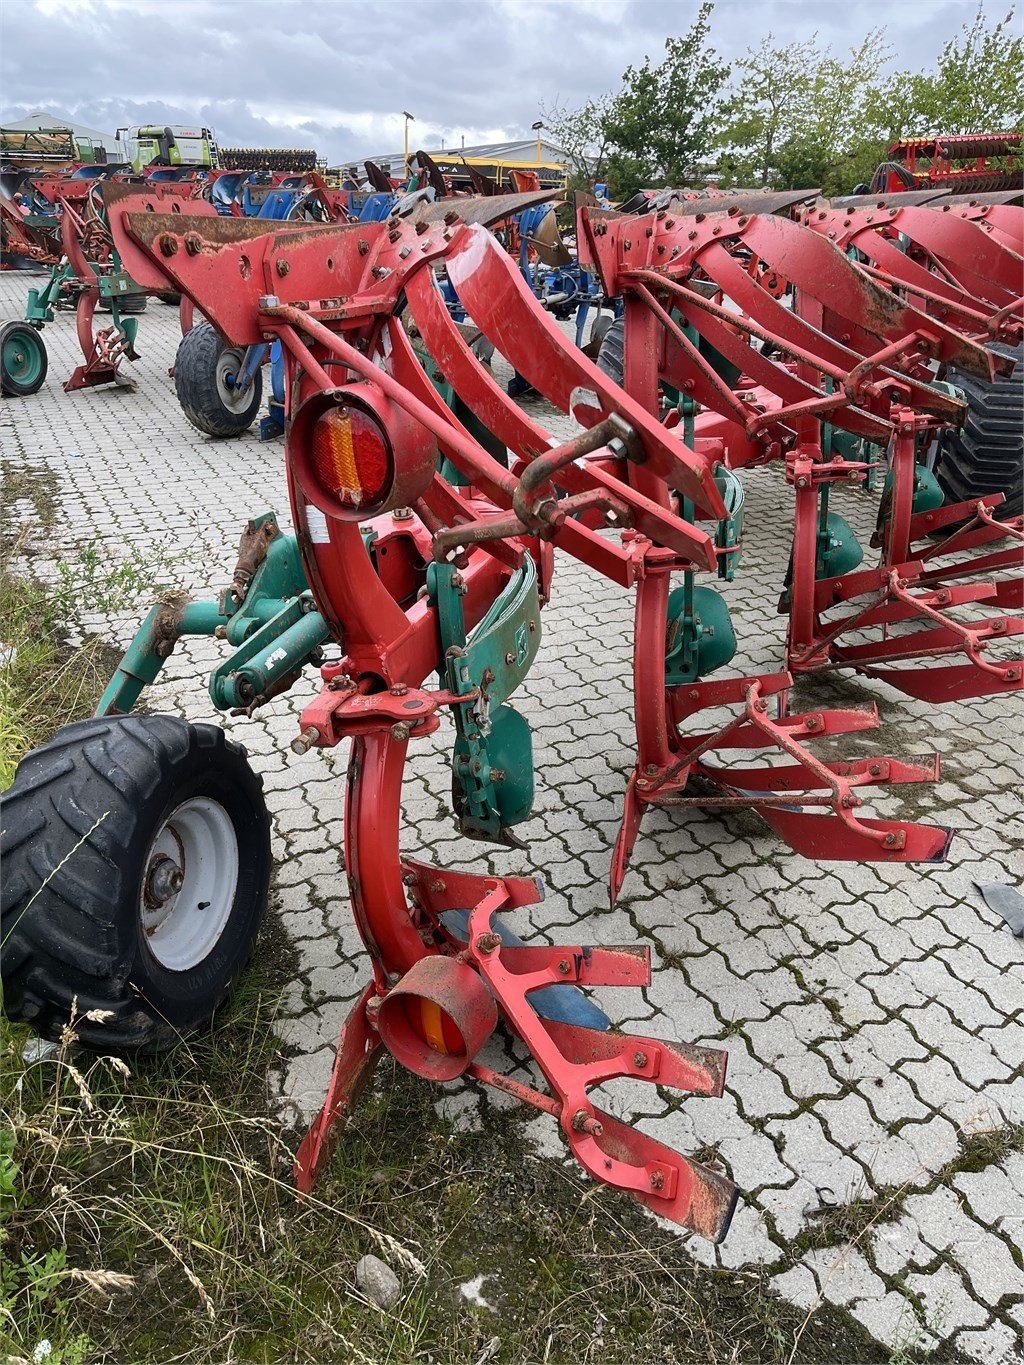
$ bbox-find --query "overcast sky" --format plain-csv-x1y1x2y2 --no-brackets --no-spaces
0,0,997,163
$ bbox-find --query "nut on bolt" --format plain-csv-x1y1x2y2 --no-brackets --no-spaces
290,726,320,755
475,932,502,954
571,1109,603,1138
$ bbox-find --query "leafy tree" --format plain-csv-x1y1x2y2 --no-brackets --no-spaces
539,95,611,189
600,2,731,196
771,30,894,195
716,33,821,186
890,5,1024,135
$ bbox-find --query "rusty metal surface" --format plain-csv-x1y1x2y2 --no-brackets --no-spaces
832,188,952,209
412,189,561,228
668,188,821,217
945,188,1024,207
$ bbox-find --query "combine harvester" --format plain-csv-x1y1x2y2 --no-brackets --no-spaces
2,187,1020,1243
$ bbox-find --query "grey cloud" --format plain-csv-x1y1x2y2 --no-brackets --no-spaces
0,0,989,164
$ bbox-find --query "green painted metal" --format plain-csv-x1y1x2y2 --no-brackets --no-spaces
209,594,329,710
664,580,737,685
222,526,310,644
712,467,744,582
817,510,864,579
96,598,226,716
428,555,540,844
98,270,147,300
96,514,323,718
25,261,76,325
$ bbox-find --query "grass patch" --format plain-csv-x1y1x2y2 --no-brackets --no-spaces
2,971,925,1365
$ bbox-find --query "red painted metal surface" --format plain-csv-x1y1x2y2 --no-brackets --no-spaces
104,187,1021,1238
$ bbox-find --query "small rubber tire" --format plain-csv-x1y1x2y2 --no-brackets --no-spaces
159,292,182,306
934,341,1023,519
97,294,148,315
596,316,624,384
174,321,263,437
0,321,48,396
0,715,271,1053
588,311,614,353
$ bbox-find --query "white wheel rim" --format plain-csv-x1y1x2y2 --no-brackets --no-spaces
215,350,252,412
141,797,239,971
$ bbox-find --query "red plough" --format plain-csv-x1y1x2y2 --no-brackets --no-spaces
26,187,1009,1237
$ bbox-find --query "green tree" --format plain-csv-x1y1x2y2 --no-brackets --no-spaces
891,5,1024,134
716,33,821,187
772,30,894,195
539,95,611,189
600,2,731,196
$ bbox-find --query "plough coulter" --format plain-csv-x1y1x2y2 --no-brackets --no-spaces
1,186,1020,1242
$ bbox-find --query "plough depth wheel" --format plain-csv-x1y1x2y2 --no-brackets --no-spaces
174,320,263,437
0,320,47,397
0,715,271,1051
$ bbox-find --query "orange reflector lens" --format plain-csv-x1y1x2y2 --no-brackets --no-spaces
311,405,391,512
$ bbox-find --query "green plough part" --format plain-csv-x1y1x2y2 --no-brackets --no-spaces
96,513,329,718
428,554,541,846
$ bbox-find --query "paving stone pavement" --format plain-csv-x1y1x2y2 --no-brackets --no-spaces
2,277,1022,1361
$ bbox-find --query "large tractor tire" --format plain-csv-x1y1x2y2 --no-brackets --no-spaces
1,715,271,1052
174,321,263,437
0,321,47,397
934,342,1023,518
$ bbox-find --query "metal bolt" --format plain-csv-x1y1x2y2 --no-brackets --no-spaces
633,1051,648,1068
358,239,370,255
571,1109,603,1137
430,879,446,893
158,234,178,257
505,651,516,665
556,958,572,975
390,683,410,696
290,726,320,755
475,932,502,954
648,1169,665,1191
391,722,411,741
183,232,203,257
645,763,658,775
275,258,290,277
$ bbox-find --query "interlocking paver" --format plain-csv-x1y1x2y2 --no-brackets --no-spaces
5,277,1022,1357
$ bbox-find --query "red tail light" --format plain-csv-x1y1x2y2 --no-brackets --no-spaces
311,405,392,512
289,382,438,523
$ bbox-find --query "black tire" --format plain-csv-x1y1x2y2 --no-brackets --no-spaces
588,311,614,353
159,292,182,306
596,315,624,384
1,715,272,1052
934,342,1023,518
97,294,148,314
0,321,48,397
174,321,263,437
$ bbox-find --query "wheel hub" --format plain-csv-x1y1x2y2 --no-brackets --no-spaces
139,797,239,971
144,853,185,908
